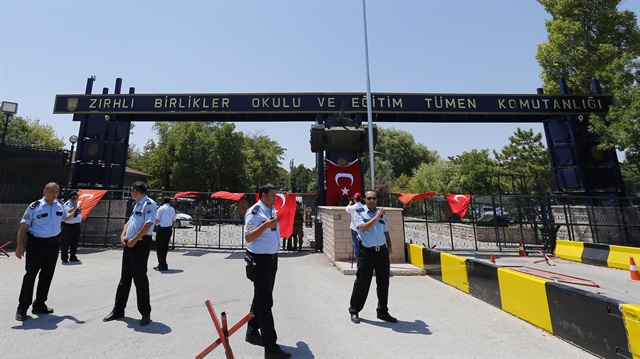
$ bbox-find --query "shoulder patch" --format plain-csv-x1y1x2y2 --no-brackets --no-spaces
251,206,259,215
29,201,39,209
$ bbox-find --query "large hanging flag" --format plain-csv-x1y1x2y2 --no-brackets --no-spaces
444,194,471,218
253,193,297,238
77,189,108,220
326,159,361,206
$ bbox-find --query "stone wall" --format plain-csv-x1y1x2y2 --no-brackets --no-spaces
0,203,28,247
554,205,640,245
318,206,405,263
409,221,537,244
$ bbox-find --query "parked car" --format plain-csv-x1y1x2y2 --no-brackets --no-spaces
175,210,194,228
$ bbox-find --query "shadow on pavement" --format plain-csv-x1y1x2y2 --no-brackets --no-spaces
11,314,85,331
359,318,431,335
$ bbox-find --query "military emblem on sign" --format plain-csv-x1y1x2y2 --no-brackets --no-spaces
67,98,79,112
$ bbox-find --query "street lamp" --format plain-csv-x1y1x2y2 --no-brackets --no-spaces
1,101,18,151
68,135,78,189
373,151,392,203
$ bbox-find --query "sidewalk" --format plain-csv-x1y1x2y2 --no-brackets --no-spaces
0,248,595,358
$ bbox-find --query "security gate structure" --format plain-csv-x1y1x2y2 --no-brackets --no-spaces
54,77,623,205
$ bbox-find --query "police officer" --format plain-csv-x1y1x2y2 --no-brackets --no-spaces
60,190,82,263
103,181,157,326
244,184,291,359
348,190,397,324
15,182,71,321
154,197,176,271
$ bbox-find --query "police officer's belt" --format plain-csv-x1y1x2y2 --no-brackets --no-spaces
29,233,61,241
361,244,386,252
247,251,277,260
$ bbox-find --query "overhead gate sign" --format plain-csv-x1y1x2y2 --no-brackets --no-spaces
54,92,613,123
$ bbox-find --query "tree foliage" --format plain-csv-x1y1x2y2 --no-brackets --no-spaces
493,128,552,194
289,161,315,193
128,123,284,192
536,0,640,175
242,131,286,191
410,160,463,194
372,127,439,179
450,149,497,194
0,114,65,148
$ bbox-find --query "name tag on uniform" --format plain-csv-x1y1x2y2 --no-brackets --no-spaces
36,213,49,219
379,219,385,224
135,211,142,216
56,211,63,216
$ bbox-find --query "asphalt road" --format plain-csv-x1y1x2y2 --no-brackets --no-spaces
0,248,596,359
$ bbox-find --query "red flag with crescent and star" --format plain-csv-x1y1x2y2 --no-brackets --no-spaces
77,189,108,220
325,159,362,206
444,194,471,218
254,193,297,238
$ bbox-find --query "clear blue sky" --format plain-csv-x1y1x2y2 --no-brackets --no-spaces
1,0,638,170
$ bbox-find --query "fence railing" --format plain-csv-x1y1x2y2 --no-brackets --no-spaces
74,190,640,252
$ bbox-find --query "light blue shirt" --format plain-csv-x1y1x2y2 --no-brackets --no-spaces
64,200,82,224
20,197,66,238
354,207,389,248
156,203,176,227
125,195,157,239
244,200,280,254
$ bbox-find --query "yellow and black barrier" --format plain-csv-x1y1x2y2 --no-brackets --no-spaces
555,239,640,270
406,243,640,359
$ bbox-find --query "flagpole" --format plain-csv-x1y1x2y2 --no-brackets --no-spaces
362,0,375,190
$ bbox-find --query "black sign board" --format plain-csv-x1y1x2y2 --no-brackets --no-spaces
54,92,613,123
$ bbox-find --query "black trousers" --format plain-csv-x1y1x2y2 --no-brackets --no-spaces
60,223,81,261
18,235,60,310
114,235,151,316
246,252,279,352
155,227,172,269
348,245,390,315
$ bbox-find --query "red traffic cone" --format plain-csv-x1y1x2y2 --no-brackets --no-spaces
630,257,640,282
518,242,527,257
490,254,496,264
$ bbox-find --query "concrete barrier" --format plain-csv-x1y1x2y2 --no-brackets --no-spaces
406,243,639,359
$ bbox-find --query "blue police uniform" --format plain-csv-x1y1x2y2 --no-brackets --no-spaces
60,199,82,262
349,206,392,318
154,203,176,270
112,195,156,317
244,200,283,354
17,197,66,312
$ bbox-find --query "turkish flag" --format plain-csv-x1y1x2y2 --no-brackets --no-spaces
253,193,296,238
444,194,471,218
211,191,246,202
77,189,108,220
394,192,436,206
326,159,362,206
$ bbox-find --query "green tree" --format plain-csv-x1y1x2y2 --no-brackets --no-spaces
132,122,249,191
493,128,552,194
372,127,439,179
289,162,316,193
536,0,640,174
410,160,463,194
0,114,65,148
243,131,286,191
450,149,498,194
